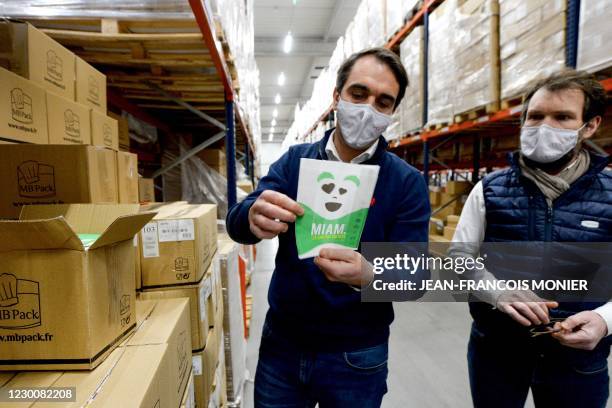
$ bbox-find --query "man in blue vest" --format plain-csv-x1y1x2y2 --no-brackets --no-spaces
453,70,611,407
226,48,430,407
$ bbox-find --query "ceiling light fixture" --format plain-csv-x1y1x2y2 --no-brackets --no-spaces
268,133,274,142
278,72,286,86
272,109,278,118
283,31,293,54
275,94,281,104
271,118,277,126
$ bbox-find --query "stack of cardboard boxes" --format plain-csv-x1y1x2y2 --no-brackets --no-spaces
0,21,140,221
199,148,228,177
0,203,198,406
135,202,229,407
429,181,471,242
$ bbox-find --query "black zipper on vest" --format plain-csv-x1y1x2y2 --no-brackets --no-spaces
545,206,553,241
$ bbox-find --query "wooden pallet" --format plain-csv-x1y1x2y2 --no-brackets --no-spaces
453,102,499,124
501,95,525,110
424,121,451,132
245,295,253,331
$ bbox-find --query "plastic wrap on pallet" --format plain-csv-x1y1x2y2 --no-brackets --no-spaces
366,0,385,47
452,0,499,115
499,0,566,99
385,0,421,40
427,0,457,126
400,26,424,132
577,0,612,73
352,1,369,52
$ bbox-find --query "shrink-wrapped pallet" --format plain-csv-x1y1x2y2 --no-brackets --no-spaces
577,0,612,72
400,26,425,131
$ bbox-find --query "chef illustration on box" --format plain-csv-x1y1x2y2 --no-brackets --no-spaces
295,158,379,259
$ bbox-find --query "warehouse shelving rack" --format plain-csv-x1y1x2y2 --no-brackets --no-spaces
11,1,255,208
298,0,611,217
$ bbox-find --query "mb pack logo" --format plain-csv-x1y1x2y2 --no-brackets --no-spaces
46,50,63,82
87,75,99,104
17,160,56,198
64,109,80,138
0,273,42,329
10,88,33,124
120,294,131,327
103,123,112,146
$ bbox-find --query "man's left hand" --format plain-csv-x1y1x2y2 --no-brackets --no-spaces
314,248,373,288
552,311,608,350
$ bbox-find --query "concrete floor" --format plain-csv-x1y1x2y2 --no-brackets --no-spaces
242,239,612,407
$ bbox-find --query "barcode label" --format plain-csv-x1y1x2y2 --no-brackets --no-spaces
158,220,179,242
141,222,159,258
178,219,195,241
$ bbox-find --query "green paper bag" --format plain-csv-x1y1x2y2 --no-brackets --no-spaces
295,158,379,259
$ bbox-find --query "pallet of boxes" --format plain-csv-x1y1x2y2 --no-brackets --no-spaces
0,21,195,406
0,204,198,407
137,202,230,407
429,181,471,243
0,20,140,221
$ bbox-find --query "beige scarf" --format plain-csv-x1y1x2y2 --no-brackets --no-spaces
518,149,591,206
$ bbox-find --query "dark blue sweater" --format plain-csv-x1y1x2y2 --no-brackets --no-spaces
226,129,430,351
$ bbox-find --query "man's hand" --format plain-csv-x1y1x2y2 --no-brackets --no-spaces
552,311,608,350
496,291,558,326
248,190,304,240
314,248,374,288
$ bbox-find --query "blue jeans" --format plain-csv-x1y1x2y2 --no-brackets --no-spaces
254,319,388,408
468,322,610,408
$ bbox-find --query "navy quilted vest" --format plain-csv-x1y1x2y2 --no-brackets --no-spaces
470,151,612,330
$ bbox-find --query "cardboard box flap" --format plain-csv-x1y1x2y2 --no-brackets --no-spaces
89,212,155,250
20,204,141,233
0,217,83,251
153,203,216,220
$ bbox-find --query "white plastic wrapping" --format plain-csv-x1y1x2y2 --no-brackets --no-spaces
499,0,566,99
385,0,421,38
366,0,385,48
427,0,457,125
399,26,424,132
577,0,612,73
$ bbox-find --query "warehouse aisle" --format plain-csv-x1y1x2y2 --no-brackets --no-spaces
243,240,546,407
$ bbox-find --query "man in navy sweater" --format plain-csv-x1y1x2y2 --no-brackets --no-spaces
226,47,430,407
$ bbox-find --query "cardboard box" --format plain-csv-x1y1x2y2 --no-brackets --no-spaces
140,203,218,288
75,57,106,113
0,21,76,100
199,149,226,166
217,240,246,402
0,67,48,144
2,344,172,407
139,177,156,203
443,225,457,240
90,110,118,150
429,217,444,235
140,269,214,351
181,369,195,408
0,144,118,219
236,180,253,194
446,215,460,226
429,190,441,207
129,298,192,408
46,91,91,145
117,151,139,203
0,204,153,370
193,305,224,408
135,234,142,291
445,181,471,196
114,113,130,151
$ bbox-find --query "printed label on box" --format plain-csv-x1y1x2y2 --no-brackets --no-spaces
178,219,195,241
0,273,42,330
141,222,159,258
192,355,202,376
158,220,179,242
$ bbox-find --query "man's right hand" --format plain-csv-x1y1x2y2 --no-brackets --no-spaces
496,290,558,326
248,190,304,240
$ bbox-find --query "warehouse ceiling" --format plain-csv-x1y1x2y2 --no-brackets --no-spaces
254,0,360,144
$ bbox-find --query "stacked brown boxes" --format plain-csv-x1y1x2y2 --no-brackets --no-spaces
139,177,157,202
0,298,192,407
0,144,119,219
199,148,227,177
430,181,470,242
117,151,139,204
217,237,246,404
0,204,153,371
499,0,566,99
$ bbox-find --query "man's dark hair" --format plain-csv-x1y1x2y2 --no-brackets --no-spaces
336,47,408,109
521,69,607,124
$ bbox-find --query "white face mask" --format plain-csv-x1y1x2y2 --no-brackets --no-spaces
520,123,586,163
336,98,393,149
